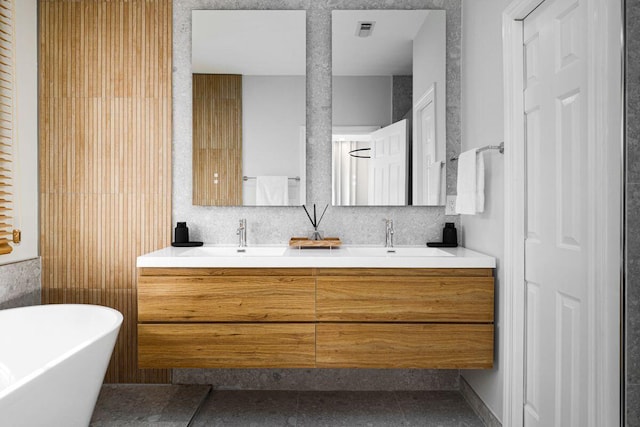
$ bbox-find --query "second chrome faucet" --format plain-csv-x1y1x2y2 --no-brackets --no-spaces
237,218,247,247
384,219,394,248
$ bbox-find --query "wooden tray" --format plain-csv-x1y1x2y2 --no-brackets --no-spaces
289,237,342,248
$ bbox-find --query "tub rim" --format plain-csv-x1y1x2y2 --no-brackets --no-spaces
0,304,123,400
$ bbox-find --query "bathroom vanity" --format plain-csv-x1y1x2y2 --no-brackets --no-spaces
136,246,495,370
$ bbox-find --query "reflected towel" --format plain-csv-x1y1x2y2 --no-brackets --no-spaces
455,149,485,214
426,161,443,205
256,176,289,206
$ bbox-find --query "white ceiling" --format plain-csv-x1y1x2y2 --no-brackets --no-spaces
332,10,431,76
192,10,306,75
191,10,433,77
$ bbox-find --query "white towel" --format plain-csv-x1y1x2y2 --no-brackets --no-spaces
455,150,485,214
425,161,443,205
256,176,289,206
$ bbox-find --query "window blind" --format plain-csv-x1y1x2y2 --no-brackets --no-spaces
0,0,14,255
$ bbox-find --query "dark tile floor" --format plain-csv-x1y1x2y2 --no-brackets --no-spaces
90,385,485,427
90,385,211,427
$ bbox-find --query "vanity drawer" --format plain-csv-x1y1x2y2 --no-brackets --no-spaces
138,323,316,368
138,276,315,322
316,276,494,322
316,323,493,369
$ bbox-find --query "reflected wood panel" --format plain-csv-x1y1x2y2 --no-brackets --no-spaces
192,74,242,205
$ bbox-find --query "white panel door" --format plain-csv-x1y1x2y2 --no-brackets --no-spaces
368,119,407,205
413,88,437,205
522,0,589,426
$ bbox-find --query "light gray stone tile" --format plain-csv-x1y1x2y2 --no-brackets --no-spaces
0,258,41,309
626,0,640,184
172,0,461,246
395,390,484,427
628,384,640,427
190,390,299,427
90,384,211,427
295,391,404,427
0,290,41,310
629,183,640,384
628,0,640,419
173,368,459,391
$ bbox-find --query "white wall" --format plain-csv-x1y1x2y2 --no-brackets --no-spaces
242,76,305,205
413,10,446,206
459,0,511,422
0,0,38,266
332,76,391,127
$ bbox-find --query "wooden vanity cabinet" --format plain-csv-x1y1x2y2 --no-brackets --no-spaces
137,268,316,368
137,267,494,369
314,268,494,369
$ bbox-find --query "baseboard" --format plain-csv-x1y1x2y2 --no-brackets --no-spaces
459,376,502,427
173,368,460,391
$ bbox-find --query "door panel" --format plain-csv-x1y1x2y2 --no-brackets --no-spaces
523,0,588,425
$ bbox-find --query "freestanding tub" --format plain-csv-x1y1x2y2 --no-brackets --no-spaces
0,304,123,427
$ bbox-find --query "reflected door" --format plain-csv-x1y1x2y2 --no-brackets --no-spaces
413,84,442,205
368,119,407,205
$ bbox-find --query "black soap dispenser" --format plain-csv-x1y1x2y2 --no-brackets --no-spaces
174,222,189,243
442,223,458,246
171,222,203,247
427,222,458,248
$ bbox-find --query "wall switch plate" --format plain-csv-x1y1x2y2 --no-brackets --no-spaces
445,195,458,215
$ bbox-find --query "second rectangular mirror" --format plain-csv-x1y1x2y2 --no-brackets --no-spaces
192,10,306,206
332,10,446,206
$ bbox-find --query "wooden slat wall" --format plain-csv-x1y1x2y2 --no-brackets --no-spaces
192,74,242,206
39,0,172,383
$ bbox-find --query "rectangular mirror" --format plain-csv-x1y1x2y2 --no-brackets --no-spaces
331,10,446,206
192,10,306,206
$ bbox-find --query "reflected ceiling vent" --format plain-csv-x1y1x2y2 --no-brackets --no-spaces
356,21,375,38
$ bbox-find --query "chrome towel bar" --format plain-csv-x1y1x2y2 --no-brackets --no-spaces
450,142,504,161
243,176,301,181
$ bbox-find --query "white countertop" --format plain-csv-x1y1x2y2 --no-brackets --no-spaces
136,245,496,269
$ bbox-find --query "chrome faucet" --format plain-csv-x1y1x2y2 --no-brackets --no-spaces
384,219,394,248
237,218,247,247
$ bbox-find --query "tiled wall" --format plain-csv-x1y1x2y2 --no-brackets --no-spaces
172,0,462,389
627,0,639,424
0,258,41,310
173,0,461,246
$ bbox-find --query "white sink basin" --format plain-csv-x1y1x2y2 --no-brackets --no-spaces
181,246,287,257
138,245,495,268
345,247,454,257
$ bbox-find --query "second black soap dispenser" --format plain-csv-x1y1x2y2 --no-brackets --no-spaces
426,222,458,248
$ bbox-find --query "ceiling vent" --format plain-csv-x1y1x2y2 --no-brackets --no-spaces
356,21,375,38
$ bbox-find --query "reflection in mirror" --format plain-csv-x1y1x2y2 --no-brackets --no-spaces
331,10,446,206
192,10,306,206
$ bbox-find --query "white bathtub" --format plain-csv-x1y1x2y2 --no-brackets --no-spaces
0,304,123,427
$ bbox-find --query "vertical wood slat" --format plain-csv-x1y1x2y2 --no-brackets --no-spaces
192,74,243,206
39,0,172,384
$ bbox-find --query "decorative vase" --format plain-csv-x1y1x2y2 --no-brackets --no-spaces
309,227,324,241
